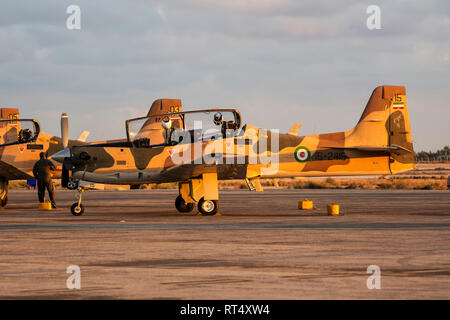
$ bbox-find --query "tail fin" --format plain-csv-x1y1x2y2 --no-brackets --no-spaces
146,98,182,116
0,108,21,145
135,99,183,145
0,108,19,120
347,86,415,173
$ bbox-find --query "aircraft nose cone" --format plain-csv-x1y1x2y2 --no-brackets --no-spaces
50,148,70,163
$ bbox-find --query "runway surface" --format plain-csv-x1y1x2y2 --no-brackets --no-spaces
0,189,449,299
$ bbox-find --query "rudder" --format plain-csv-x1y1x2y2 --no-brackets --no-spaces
384,86,415,173
346,86,415,173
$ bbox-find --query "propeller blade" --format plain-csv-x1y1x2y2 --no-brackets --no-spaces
61,157,72,188
51,148,73,188
61,112,69,149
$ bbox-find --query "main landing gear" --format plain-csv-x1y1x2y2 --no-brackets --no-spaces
176,174,220,216
174,195,219,216
0,178,8,209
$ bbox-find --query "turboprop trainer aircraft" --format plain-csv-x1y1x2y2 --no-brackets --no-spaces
0,108,90,208
0,99,179,208
52,85,415,216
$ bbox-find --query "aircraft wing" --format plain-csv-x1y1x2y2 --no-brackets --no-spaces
151,154,248,182
0,160,33,180
152,163,217,182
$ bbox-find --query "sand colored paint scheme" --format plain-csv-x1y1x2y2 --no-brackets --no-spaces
0,108,89,208
0,99,180,208
53,86,415,216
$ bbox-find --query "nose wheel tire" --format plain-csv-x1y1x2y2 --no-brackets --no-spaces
71,203,84,216
175,195,195,213
197,197,219,216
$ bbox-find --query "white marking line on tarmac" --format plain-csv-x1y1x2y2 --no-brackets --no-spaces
1,247,450,276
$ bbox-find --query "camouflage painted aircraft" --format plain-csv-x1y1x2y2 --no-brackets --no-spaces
0,100,173,208
52,85,415,216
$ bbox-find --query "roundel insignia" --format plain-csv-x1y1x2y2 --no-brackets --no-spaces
294,146,310,163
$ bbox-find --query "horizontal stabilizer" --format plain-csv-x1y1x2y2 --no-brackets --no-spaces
77,131,90,142
288,123,302,135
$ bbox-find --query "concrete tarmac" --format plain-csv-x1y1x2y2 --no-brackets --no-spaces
0,189,449,299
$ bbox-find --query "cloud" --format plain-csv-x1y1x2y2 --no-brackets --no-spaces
154,4,168,22
275,16,343,38
114,106,145,119
187,0,289,14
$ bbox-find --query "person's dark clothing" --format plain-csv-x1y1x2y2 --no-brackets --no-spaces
33,159,56,205
33,159,55,182
37,179,56,205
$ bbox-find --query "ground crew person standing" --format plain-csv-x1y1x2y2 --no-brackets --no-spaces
33,152,57,208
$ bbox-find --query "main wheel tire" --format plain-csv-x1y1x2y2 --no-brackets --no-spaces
197,197,219,216
0,180,8,209
175,195,194,213
0,196,7,208
71,203,84,216
67,180,79,190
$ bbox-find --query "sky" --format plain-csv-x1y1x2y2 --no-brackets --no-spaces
0,0,449,151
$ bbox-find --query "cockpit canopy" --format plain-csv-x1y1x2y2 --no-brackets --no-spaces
126,109,241,148
0,119,40,147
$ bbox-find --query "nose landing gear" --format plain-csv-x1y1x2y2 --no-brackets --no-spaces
70,187,86,216
71,202,85,216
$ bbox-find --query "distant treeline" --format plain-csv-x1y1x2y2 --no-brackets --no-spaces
415,146,450,162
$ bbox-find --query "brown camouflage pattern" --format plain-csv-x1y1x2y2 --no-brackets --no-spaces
0,98,183,182
67,86,415,186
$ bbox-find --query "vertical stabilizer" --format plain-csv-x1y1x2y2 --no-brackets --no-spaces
346,86,415,173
